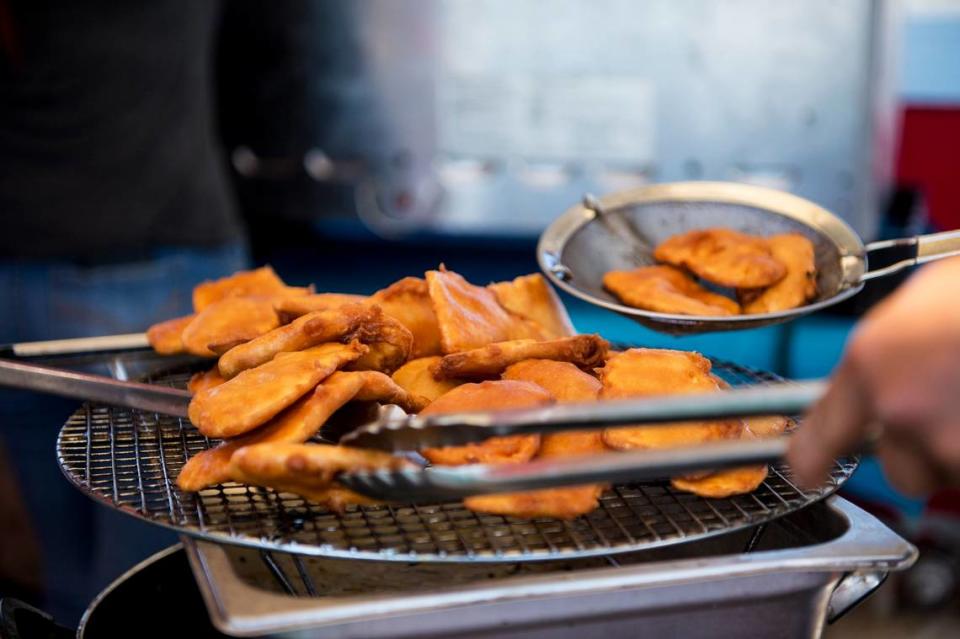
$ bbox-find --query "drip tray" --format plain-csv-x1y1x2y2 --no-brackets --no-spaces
184,497,915,639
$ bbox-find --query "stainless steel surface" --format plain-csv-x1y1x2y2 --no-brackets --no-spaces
0,358,190,417
859,229,960,281
342,379,826,451
339,438,789,501
538,181,960,335
56,358,857,562
183,497,916,639
1,333,150,357
294,1,897,240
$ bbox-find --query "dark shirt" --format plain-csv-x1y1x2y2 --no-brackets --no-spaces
0,0,242,261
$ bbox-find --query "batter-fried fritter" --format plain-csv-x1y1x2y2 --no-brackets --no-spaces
188,342,366,439
146,314,195,355
345,308,415,374
466,360,607,519
192,266,310,312
600,349,742,450
488,274,576,338
273,293,369,322
187,367,226,394
370,277,444,358
433,335,609,380
426,267,546,354
420,380,550,465
654,228,786,288
180,297,281,358
738,233,817,313
217,304,411,378
603,265,741,316
391,356,464,403
177,371,424,492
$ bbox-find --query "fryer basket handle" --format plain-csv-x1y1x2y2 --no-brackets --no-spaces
826,570,888,623
861,229,960,281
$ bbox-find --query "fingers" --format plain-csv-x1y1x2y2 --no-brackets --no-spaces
788,359,873,488
875,432,939,497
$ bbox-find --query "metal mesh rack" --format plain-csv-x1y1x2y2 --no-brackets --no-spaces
56,358,857,562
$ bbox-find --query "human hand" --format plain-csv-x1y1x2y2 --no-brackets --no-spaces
788,256,960,495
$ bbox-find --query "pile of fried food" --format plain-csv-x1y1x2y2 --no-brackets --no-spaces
604,228,817,316
147,265,788,520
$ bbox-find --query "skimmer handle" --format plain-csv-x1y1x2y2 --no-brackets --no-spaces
861,229,960,281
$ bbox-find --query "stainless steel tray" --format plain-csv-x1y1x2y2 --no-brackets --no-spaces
183,496,916,639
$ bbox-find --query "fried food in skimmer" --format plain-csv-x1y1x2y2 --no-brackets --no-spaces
177,371,424,492
603,265,740,316
433,335,609,380
146,314,195,355
192,266,310,312
188,342,366,439
187,367,226,394
466,360,607,519
426,267,546,354
600,349,742,450
180,297,281,358
654,228,786,288
419,380,550,466
488,273,576,338
391,356,464,403
370,277,444,358
737,233,817,314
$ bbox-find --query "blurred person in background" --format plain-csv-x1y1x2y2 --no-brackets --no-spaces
0,0,247,622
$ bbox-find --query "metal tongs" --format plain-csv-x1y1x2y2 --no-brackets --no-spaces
337,381,828,500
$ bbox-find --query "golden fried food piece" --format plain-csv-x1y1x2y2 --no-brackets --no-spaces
391,356,464,403
420,380,550,465
187,367,226,395
188,342,365,438
180,297,280,358
146,314,195,355
345,307,415,374
745,414,791,439
433,335,609,380
229,442,413,490
600,349,742,450
654,228,786,288
273,293,369,323
426,267,546,354
370,277,444,359
671,465,768,498
218,304,375,378
738,233,817,313
192,266,310,312
603,265,740,316
488,274,575,338
178,371,424,491
466,360,607,519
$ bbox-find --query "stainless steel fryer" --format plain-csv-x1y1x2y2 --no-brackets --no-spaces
183,497,916,638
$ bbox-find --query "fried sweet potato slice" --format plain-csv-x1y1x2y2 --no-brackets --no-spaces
146,314,195,355
180,297,280,358
738,233,817,314
370,277,443,359
345,308,414,374
192,266,310,312
187,367,226,394
177,371,425,491
601,349,742,450
654,228,786,289
391,356,464,404
603,265,741,316
426,267,546,354
465,360,607,519
419,380,550,465
670,464,769,498
218,304,375,378
188,342,365,438
488,273,575,338
433,335,609,380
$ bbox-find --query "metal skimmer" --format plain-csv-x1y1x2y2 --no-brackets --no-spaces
56,358,857,562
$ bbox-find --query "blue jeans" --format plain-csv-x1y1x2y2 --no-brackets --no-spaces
0,244,248,624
